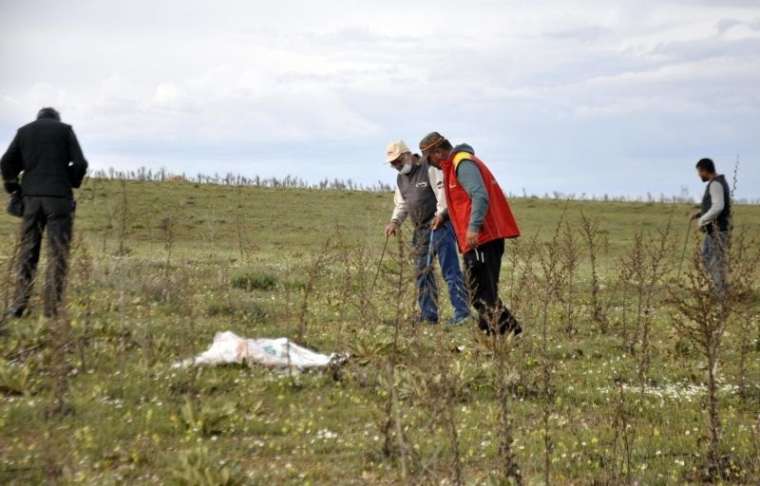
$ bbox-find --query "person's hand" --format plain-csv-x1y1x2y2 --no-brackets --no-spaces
431,214,445,230
385,222,399,237
465,229,479,249
3,180,20,194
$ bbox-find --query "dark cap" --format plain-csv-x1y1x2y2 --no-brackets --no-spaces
419,131,447,153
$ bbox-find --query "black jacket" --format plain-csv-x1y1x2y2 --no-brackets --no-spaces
1,117,88,198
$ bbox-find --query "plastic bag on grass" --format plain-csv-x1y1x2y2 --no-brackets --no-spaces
172,331,348,370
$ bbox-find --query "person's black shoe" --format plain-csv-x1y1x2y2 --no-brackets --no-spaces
5,306,25,319
498,318,522,337
415,317,439,326
503,321,522,338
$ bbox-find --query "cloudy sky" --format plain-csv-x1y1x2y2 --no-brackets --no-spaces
1,0,758,199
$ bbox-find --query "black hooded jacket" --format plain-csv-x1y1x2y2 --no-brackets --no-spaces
1,113,88,198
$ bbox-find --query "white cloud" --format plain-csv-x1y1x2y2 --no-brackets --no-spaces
0,0,758,198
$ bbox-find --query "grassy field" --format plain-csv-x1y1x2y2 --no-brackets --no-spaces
1,178,759,484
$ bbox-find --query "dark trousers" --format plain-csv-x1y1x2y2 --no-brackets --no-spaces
463,238,521,335
13,196,74,317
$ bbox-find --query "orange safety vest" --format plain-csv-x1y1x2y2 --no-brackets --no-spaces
442,150,520,252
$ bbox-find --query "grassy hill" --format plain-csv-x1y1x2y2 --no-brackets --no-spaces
1,178,759,484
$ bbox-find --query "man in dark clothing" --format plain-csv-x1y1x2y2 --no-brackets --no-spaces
690,158,731,294
1,107,88,318
419,132,522,336
384,140,470,325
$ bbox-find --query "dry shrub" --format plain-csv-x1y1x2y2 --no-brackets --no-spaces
230,271,277,292
619,217,674,385
580,211,609,333
668,226,760,482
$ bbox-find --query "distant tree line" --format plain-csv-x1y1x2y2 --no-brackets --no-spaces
88,166,760,204
89,167,394,192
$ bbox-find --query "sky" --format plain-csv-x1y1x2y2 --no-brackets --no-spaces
1,0,759,200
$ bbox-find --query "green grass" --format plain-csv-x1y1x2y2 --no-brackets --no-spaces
1,178,759,484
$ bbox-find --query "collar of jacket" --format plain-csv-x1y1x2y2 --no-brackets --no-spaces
442,144,476,172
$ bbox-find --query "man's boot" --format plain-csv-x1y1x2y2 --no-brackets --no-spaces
5,306,25,319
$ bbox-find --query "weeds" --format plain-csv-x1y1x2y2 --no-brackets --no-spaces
45,315,73,417
0,359,35,396
610,377,634,484
381,230,413,478
206,300,268,322
179,398,235,437
618,217,674,386
559,220,579,336
233,185,249,262
71,235,94,371
230,271,277,292
170,445,243,485
115,178,130,256
579,211,608,333
1,178,759,483
297,237,335,344
432,331,464,485
669,244,730,480
538,223,563,485
159,214,175,277
493,336,523,485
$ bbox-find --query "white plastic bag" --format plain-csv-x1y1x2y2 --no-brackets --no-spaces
173,331,348,370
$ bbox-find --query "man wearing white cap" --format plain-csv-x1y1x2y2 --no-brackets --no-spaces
384,140,470,325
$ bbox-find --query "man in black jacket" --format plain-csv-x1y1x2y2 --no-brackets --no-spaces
1,107,88,318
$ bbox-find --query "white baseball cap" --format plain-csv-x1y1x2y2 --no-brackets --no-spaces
385,140,410,163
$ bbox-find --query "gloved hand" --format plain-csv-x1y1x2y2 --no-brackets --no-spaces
3,180,20,194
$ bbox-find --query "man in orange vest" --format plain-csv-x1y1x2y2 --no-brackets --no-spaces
419,132,522,336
